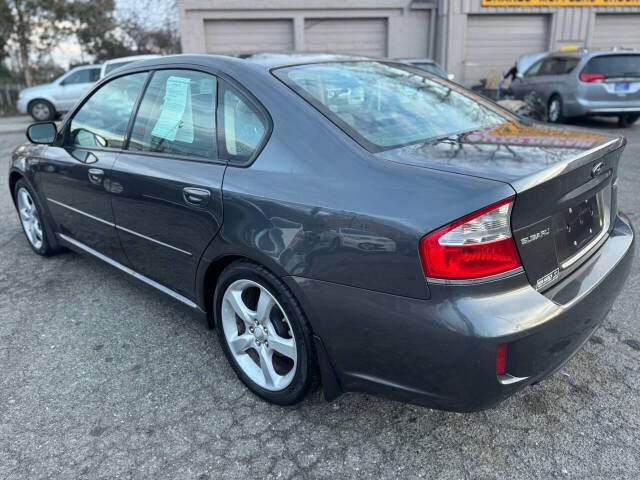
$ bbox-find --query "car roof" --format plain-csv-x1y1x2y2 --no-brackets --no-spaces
104,54,162,65
110,53,386,80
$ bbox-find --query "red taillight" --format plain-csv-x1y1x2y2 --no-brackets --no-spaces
419,197,521,280
496,343,508,376
579,73,605,83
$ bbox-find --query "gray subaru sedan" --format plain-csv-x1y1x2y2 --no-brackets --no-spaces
9,54,634,411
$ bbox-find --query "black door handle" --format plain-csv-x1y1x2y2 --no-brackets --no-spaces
183,187,210,206
88,168,104,185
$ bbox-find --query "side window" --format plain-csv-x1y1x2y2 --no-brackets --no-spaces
128,69,218,159
525,60,543,77
70,72,147,149
538,58,557,76
88,68,101,82
220,85,267,164
62,69,90,85
564,58,579,74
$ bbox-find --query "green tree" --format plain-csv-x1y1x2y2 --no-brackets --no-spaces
4,0,68,86
69,0,133,61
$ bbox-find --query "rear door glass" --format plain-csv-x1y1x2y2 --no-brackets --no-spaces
582,55,640,79
128,69,218,160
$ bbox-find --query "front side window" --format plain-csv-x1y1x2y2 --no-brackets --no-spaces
63,69,94,85
70,72,148,148
276,61,507,151
129,69,218,159
220,85,267,163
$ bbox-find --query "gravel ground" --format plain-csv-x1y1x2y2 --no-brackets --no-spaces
1,118,639,480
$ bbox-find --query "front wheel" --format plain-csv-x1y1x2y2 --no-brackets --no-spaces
618,113,639,128
213,260,318,405
14,179,57,256
548,95,564,123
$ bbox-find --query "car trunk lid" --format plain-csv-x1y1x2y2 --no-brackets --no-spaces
376,121,625,291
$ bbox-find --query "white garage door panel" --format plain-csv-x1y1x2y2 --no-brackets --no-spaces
592,14,640,50
304,18,387,57
464,15,549,86
204,19,294,54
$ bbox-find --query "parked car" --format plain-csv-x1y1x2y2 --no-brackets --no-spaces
510,48,640,127
17,64,101,121
100,54,162,78
9,54,634,411
396,57,454,80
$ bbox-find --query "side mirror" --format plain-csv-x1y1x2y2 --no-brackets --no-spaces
26,122,57,145
447,73,455,81
516,72,524,79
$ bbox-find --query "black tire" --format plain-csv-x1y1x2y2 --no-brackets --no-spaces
28,99,56,121
13,179,58,256
617,113,639,128
547,95,564,123
213,260,319,405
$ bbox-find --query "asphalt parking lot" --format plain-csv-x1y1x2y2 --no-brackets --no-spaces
1,116,639,479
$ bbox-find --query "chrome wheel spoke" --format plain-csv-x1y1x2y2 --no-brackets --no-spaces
259,348,279,388
256,287,275,323
268,335,296,360
228,333,254,355
226,287,254,325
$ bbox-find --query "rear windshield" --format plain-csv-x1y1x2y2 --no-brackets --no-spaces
275,61,507,151
582,55,640,78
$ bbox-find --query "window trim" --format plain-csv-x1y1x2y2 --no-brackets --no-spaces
55,63,273,167
58,70,150,151
216,78,272,167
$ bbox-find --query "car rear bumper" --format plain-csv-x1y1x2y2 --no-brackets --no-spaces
565,98,640,117
290,213,634,411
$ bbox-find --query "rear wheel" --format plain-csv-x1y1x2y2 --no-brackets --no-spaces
14,179,57,256
617,113,639,128
213,260,318,405
547,95,564,123
28,99,56,121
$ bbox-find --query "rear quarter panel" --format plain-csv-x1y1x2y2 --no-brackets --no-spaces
212,66,515,299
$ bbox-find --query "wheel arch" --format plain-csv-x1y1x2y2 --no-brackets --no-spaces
199,250,343,401
8,170,24,206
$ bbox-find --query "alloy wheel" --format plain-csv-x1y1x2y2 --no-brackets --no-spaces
17,188,43,250
220,279,297,391
548,99,560,122
31,102,51,121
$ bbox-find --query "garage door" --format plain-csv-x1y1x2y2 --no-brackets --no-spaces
592,14,640,50
304,18,387,57
204,19,294,54
464,14,549,86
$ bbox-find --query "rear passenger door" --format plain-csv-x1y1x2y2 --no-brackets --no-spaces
110,69,226,299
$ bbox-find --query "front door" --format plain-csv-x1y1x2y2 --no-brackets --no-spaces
110,69,226,298
39,72,149,264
